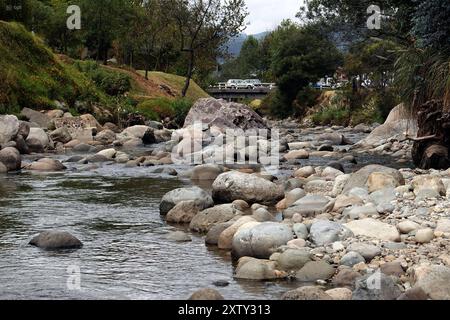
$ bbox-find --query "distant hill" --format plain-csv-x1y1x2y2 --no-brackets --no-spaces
225,31,270,57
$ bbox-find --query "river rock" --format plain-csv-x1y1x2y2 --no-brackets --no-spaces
352,272,402,300
380,262,405,277
340,252,365,267
325,288,353,300
188,288,224,300
283,195,333,218
235,257,286,280
95,129,116,145
212,171,284,204
276,248,311,271
397,287,429,300
293,223,309,240
284,150,309,161
436,219,450,234
191,164,224,181
0,147,21,171
25,158,66,171
309,220,353,246
412,264,450,300
120,125,155,144
29,231,82,250
343,165,404,194
96,148,116,160
205,222,233,245
0,115,20,144
189,204,240,233
415,228,434,243
0,162,7,173
295,260,336,282
20,108,51,128
367,172,403,193
317,132,345,145
332,269,361,288
166,201,201,224
49,127,72,143
412,175,446,196
218,216,256,249
282,286,332,300
183,98,267,131
345,218,400,242
232,222,294,259
17,121,30,139
397,220,420,234
27,128,51,149
347,243,381,261
160,187,214,215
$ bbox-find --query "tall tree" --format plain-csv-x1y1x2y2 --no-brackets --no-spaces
166,0,248,97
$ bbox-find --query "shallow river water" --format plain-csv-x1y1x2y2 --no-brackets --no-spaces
0,163,302,300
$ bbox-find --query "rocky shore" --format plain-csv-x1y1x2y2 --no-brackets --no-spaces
1,98,450,300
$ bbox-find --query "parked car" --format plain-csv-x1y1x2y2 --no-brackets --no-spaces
226,79,244,89
243,79,262,89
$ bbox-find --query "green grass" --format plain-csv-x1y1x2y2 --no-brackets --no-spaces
137,71,209,101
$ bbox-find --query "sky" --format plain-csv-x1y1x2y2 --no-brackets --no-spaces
244,0,304,35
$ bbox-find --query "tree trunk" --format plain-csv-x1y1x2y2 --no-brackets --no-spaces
412,100,450,169
182,50,194,98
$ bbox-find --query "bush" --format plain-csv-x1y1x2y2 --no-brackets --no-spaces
312,106,351,126
74,60,131,96
171,98,193,127
137,98,174,121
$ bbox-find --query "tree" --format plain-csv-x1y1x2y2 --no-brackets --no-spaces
166,0,248,97
271,23,343,116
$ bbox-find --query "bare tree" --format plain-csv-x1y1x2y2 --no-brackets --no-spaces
166,0,248,97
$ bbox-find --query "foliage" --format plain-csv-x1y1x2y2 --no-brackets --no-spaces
136,97,193,127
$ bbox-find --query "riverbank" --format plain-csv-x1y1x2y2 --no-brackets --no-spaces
1,98,450,300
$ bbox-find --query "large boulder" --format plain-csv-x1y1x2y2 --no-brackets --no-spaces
184,98,268,131
95,129,117,145
49,127,72,144
165,201,201,224
357,104,417,147
295,260,336,282
344,218,400,242
25,158,66,172
0,147,21,171
20,108,51,128
119,125,155,144
160,187,214,215
29,231,83,250
0,115,20,145
282,286,332,300
188,288,224,300
189,204,240,233
191,164,225,181
26,128,51,149
232,222,294,259
212,171,284,204
343,165,405,194
412,265,450,300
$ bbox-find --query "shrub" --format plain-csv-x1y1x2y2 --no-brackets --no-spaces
312,106,351,126
171,98,193,127
136,98,176,121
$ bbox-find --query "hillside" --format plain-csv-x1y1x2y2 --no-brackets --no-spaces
0,21,111,119
0,21,208,122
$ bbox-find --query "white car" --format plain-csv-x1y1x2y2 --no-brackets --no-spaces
243,79,262,89
226,79,244,89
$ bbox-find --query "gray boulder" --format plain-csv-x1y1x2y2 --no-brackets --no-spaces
29,231,83,250
352,272,402,300
20,108,51,128
0,147,21,171
309,220,353,246
189,204,240,233
232,222,294,259
295,260,336,282
212,171,284,204
343,165,405,194
160,187,214,215
0,115,19,144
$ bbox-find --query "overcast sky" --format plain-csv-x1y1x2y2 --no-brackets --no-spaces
244,0,304,35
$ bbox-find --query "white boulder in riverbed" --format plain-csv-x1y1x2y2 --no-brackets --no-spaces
232,222,294,259
212,171,284,204
27,127,51,149
160,187,214,215
0,115,19,144
344,218,400,242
